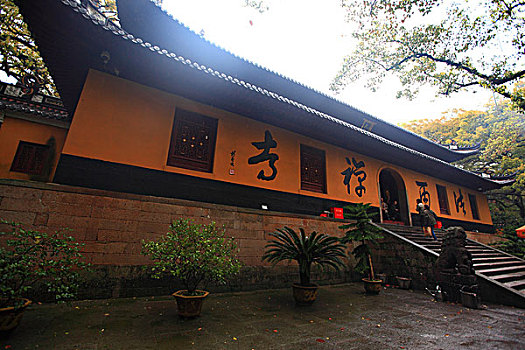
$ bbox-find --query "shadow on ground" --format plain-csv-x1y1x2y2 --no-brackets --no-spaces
1,283,524,349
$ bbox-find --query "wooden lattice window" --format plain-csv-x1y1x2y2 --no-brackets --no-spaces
468,194,480,220
300,144,326,193
436,184,450,215
167,109,218,173
10,141,49,175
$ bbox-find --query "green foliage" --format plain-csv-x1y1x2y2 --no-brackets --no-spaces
0,220,88,309
401,95,525,255
1,0,56,95
332,0,525,111
488,200,524,258
401,96,525,222
491,233,525,259
262,227,346,286
339,203,383,278
141,219,242,295
1,0,117,95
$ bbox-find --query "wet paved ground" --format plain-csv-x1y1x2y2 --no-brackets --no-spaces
2,283,524,349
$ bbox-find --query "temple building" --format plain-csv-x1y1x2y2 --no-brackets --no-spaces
2,0,511,233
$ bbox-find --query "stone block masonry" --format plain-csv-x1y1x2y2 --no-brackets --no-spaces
373,234,438,290
0,179,355,299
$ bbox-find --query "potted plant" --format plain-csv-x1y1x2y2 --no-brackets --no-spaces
339,203,384,294
0,220,87,337
142,219,242,317
262,226,346,305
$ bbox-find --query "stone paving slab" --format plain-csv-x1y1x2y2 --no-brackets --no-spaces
1,283,524,349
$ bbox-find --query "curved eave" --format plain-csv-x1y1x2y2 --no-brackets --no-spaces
490,173,516,181
454,149,480,155
116,0,473,163
490,179,515,187
0,100,69,121
16,0,505,192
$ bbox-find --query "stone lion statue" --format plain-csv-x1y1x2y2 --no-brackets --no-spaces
435,226,474,275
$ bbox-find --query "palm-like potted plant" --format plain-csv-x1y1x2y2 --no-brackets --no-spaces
142,219,242,317
262,226,346,305
339,203,384,294
0,221,87,337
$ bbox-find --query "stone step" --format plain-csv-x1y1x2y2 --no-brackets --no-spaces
471,253,504,258
410,241,440,246
487,271,525,282
469,249,503,254
504,280,525,290
473,256,517,262
378,223,525,307
474,261,524,269
471,251,500,255
477,265,525,275
467,245,495,253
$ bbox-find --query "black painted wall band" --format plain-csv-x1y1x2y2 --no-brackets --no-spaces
54,155,495,233
53,154,353,216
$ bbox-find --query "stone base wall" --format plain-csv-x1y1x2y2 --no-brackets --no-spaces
466,231,505,245
373,234,438,290
0,179,359,298
1,179,454,299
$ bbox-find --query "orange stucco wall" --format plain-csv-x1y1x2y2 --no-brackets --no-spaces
0,116,67,180
62,70,492,225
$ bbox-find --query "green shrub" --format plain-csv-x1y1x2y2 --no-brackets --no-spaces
141,219,242,296
0,220,88,308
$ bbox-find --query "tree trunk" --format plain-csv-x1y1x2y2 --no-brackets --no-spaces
299,261,311,286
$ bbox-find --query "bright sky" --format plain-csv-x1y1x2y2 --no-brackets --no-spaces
161,0,494,125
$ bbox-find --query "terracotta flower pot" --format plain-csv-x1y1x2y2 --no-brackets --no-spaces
292,283,319,305
362,278,382,294
0,298,32,337
172,290,209,318
396,277,412,290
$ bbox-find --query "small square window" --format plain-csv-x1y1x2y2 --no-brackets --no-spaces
167,109,218,173
468,194,480,220
300,144,326,193
10,141,49,175
436,184,450,215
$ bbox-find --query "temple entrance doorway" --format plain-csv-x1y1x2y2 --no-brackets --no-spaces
378,169,409,225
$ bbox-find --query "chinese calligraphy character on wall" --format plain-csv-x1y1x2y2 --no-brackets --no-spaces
341,157,367,197
248,130,279,181
229,150,236,175
454,189,466,215
416,181,431,208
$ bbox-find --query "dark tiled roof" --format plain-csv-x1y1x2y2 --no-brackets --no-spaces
15,0,504,191
0,82,69,121
116,0,479,162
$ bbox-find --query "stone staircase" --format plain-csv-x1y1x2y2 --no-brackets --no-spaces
377,223,525,308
